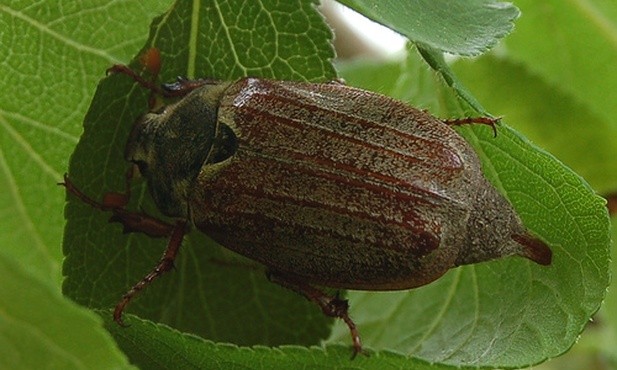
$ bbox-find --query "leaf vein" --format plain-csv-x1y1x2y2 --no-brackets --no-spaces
0,5,121,63
0,144,59,295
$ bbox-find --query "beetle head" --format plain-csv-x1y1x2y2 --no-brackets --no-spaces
125,83,237,218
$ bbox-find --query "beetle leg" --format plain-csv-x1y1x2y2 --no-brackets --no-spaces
107,62,219,100
60,173,176,238
138,47,162,77
107,48,220,103
443,116,501,137
100,166,134,208
107,64,165,97
61,174,189,323
267,272,364,358
114,219,188,326
161,77,222,97
327,78,346,85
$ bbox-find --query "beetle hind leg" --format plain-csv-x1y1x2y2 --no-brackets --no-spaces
443,116,501,137
267,271,364,358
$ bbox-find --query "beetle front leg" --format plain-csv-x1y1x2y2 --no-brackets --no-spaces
106,46,215,100
61,167,133,209
60,173,176,238
107,63,218,99
267,271,363,358
106,64,165,98
161,76,222,97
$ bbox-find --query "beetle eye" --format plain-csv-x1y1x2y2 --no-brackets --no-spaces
133,160,149,176
210,123,238,164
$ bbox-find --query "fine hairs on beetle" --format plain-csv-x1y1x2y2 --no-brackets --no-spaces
62,48,552,357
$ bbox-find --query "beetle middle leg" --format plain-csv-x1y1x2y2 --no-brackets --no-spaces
113,218,187,325
267,271,364,358
60,173,188,324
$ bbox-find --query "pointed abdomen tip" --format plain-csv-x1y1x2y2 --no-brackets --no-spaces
512,233,553,266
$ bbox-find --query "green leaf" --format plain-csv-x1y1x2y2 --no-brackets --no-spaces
328,47,610,368
446,5,617,363
453,56,617,194
105,315,449,370
62,0,336,358
502,0,617,127
0,252,134,370
0,0,172,285
140,0,336,82
602,217,617,364
448,1,617,197
336,0,520,56
58,1,610,370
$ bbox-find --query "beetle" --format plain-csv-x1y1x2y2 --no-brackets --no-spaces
62,49,552,356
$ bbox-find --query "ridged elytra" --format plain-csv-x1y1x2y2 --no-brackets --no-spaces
62,49,551,357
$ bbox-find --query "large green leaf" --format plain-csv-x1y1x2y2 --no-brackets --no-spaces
453,56,617,195
47,1,610,369
0,1,170,368
0,0,172,286
447,4,617,365
503,0,617,127
336,0,520,56
0,252,134,370
449,0,617,197
105,315,447,370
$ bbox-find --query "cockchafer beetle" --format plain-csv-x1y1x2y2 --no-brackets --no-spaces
62,49,552,357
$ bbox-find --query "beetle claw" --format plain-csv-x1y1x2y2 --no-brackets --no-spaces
113,301,130,328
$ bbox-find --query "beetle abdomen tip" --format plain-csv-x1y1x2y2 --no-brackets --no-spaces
512,233,553,266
